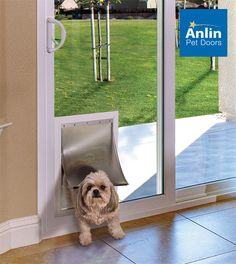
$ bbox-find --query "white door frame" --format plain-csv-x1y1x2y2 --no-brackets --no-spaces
37,0,221,240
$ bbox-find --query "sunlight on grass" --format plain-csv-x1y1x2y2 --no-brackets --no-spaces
55,19,218,126
55,20,157,127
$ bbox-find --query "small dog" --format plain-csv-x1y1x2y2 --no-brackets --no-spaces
71,170,125,246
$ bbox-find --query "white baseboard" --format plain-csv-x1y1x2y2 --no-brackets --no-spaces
0,215,40,254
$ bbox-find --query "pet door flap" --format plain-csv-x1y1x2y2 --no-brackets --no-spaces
61,121,128,188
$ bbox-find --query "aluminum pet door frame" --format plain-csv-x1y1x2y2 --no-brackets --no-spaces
55,112,128,214
61,120,128,189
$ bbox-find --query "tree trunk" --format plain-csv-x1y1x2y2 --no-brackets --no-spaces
97,7,103,81
90,4,97,81
106,1,111,81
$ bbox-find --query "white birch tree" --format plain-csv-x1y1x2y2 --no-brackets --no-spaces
75,0,120,82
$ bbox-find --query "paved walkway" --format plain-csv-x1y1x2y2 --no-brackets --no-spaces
117,114,236,201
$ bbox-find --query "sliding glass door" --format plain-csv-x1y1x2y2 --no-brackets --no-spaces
37,0,177,238
54,0,162,206
175,0,236,195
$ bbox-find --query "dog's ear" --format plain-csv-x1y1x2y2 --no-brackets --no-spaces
105,185,119,213
75,181,87,215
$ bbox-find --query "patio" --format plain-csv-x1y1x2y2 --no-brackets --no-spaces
117,114,236,201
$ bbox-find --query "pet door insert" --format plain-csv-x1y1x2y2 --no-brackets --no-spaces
55,112,128,214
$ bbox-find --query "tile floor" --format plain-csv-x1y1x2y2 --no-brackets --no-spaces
2,198,236,264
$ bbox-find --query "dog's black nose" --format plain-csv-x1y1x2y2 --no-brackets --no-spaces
93,189,100,197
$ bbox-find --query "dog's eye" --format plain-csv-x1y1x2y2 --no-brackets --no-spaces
100,185,106,190
87,185,92,191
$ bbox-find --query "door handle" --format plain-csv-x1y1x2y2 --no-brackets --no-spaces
47,17,66,53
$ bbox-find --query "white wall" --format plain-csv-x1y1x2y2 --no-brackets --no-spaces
219,0,236,120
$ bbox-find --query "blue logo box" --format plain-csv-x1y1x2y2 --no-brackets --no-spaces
180,9,227,57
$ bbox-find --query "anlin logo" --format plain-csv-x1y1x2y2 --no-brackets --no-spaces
185,21,222,47
180,9,227,57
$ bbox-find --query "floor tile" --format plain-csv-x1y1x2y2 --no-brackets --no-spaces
190,250,236,264
121,212,185,229
102,219,236,264
0,240,133,264
178,199,236,218
93,212,184,239
190,207,236,244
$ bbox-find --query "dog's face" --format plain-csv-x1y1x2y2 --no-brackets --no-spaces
79,170,118,211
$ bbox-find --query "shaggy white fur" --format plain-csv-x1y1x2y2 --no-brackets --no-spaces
71,170,125,246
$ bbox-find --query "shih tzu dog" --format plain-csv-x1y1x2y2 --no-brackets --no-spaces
71,169,125,246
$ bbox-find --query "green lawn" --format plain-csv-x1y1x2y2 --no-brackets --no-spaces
176,51,219,118
55,19,218,126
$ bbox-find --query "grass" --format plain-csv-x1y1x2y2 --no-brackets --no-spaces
55,19,218,126
176,51,219,118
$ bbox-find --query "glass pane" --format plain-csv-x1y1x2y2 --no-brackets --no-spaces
54,0,162,206
175,1,236,189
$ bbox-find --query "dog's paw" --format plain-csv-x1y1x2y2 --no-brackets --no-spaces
109,227,125,240
79,232,92,246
